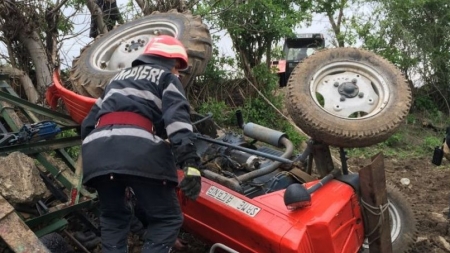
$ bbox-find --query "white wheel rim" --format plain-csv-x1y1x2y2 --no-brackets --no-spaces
309,62,390,119
362,200,402,249
91,22,178,72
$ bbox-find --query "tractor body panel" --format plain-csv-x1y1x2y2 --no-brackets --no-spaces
177,171,365,253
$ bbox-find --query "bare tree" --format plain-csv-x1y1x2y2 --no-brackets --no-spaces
135,0,190,15
0,0,53,97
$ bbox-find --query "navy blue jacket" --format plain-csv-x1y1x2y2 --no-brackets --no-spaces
80,58,199,185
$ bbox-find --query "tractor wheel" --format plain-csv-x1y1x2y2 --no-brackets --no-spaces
40,233,74,253
286,48,411,148
70,10,212,98
361,183,417,253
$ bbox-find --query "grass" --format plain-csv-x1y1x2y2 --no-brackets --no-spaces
345,118,446,160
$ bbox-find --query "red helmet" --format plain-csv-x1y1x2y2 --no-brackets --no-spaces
141,35,188,70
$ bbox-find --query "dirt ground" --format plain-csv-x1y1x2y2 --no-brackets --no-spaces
349,155,450,253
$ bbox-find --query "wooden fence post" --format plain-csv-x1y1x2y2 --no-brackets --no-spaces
358,152,392,253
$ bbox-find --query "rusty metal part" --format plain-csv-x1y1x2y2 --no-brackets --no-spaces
287,167,316,183
0,195,50,252
62,230,90,253
202,170,243,193
312,141,335,178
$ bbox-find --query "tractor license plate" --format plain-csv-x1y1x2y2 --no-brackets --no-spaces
206,186,261,217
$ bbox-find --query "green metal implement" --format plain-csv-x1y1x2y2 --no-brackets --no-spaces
0,77,98,252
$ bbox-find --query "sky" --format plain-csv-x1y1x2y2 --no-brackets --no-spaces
0,1,331,69
56,0,331,69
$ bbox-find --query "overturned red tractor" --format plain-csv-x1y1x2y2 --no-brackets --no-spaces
9,10,414,253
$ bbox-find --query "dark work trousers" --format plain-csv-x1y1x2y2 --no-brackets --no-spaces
91,174,183,253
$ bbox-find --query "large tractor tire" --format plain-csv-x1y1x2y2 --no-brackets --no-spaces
70,10,212,98
286,48,412,148
40,233,74,253
361,183,417,253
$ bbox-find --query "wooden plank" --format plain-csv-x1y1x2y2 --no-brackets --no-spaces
358,152,392,253
0,195,50,252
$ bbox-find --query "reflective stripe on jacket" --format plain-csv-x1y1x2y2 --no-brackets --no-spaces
80,58,198,185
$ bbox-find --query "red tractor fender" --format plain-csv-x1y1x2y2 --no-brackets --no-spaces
176,170,365,253
46,70,96,124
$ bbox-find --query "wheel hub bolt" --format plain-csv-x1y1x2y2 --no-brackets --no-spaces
340,96,346,102
131,40,135,44
334,82,339,87
352,78,357,83
343,84,355,94
358,92,364,98
134,47,138,51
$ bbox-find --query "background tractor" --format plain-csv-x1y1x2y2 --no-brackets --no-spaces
271,33,325,87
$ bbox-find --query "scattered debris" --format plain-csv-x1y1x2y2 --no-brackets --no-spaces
437,236,450,252
416,236,428,243
400,177,411,186
430,212,448,223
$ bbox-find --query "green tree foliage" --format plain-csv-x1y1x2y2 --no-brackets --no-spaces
198,0,311,71
192,0,314,147
350,0,450,114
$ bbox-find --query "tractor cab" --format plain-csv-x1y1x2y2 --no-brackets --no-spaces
272,33,325,87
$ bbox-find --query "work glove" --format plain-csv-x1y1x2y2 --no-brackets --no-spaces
179,160,202,200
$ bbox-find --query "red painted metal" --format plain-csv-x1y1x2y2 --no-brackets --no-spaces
46,70,96,124
177,170,365,253
270,60,286,73
46,71,366,253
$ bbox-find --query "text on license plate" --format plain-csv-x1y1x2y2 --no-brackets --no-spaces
206,186,261,217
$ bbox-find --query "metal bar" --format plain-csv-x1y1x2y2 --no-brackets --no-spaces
63,230,91,253
35,154,75,190
39,171,68,203
0,83,37,123
34,219,68,237
0,136,81,156
0,82,80,179
0,103,20,132
312,142,335,178
55,149,77,172
0,86,78,127
196,135,293,164
209,243,239,253
0,118,8,133
25,200,94,228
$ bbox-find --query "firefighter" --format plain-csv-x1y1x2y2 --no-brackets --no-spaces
80,35,202,253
